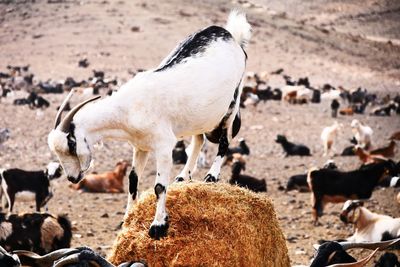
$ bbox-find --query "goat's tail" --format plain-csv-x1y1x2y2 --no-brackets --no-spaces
225,10,252,48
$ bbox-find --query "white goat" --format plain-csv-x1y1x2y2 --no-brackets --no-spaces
48,11,251,240
340,200,400,242
320,121,341,156
351,119,373,150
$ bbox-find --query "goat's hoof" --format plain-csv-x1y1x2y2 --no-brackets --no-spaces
204,174,218,183
175,176,184,183
149,222,169,240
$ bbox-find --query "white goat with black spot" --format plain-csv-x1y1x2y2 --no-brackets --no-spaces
47,11,251,239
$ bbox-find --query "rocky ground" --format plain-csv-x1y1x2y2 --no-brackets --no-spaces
0,0,399,265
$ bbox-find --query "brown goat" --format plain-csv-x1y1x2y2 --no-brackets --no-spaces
70,160,129,193
354,146,387,165
339,107,354,116
370,141,396,158
389,131,400,141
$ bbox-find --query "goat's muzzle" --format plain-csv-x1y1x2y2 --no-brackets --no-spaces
67,172,83,184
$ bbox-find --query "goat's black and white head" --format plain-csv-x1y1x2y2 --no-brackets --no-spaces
46,162,63,180
340,200,364,224
48,90,100,183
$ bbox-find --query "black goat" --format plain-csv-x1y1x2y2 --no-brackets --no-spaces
172,141,187,165
375,252,400,267
0,212,72,254
0,162,62,212
275,135,311,156
229,160,267,193
308,160,398,223
286,160,338,192
331,99,340,118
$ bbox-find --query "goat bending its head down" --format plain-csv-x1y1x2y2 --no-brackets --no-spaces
48,11,251,240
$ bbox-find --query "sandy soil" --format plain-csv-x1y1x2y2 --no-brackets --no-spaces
0,0,400,265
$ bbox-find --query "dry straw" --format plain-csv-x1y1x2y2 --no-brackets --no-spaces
109,182,290,267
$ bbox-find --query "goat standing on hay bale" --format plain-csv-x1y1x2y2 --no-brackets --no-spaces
48,11,251,239
109,182,290,267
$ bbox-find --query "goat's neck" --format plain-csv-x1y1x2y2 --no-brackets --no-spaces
355,207,381,231
74,97,131,145
115,167,127,179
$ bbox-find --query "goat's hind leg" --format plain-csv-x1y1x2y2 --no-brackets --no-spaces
125,148,149,219
175,134,204,182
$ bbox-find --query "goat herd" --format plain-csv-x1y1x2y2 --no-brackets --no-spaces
0,59,400,266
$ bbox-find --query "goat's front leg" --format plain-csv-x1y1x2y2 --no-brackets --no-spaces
175,134,204,182
205,128,230,182
125,149,149,219
149,143,174,239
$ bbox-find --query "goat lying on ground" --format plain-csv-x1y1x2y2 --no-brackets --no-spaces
390,131,400,141
0,212,71,254
70,160,129,193
48,11,251,239
224,138,250,165
229,156,266,193
307,160,398,224
1,246,146,267
0,162,62,212
370,141,397,158
351,119,373,150
354,146,388,165
285,160,338,192
340,200,400,243
275,134,311,156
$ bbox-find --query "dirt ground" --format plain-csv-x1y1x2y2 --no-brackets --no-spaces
0,0,400,266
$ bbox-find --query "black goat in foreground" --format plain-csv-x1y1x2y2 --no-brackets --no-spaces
308,160,398,224
311,238,400,267
229,159,266,193
275,135,311,156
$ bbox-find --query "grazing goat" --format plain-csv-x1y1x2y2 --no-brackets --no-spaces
0,213,71,254
48,11,251,239
229,157,267,193
307,160,398,223
321,121,341,156
340,200,400,243
275,134,311,156
351,119,373,150
71,160,129,193
172,141,188,165
0,162,62,212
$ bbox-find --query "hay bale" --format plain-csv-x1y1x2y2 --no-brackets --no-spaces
109,182,290,267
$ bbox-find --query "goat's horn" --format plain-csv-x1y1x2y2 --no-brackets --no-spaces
340,237,400,250
14,248,80,267
54,89,75,129
58,96,101,133
326,248,378,267
53,254,80,267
